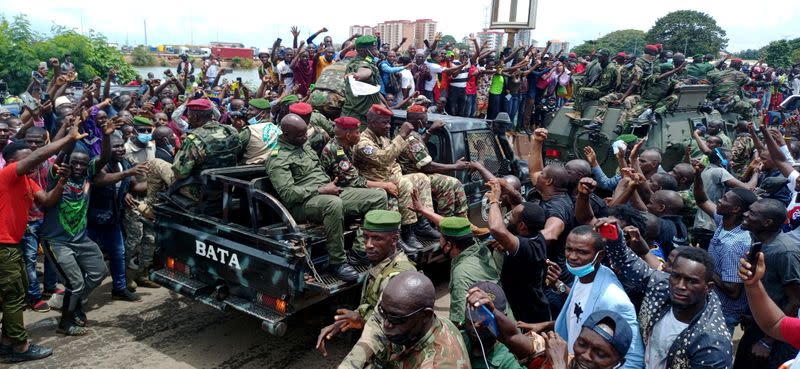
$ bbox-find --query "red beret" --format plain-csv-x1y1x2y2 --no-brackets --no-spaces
334,116,360,129
369,104,393,117
407,104,426,113
616,52,627,58
568,52,576,58
288,102,313,116
655,43,663,49
731,58,743,63
344,50,357,58
186,98,213,111
644,44,659,53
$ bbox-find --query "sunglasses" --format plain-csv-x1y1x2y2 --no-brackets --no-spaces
378,305,432,325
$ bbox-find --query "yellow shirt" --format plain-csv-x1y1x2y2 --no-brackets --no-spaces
315,55,333,81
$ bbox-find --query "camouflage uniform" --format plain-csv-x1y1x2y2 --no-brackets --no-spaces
731,134,755,178
339,251,417,369
677,189,697,240
397,132,468,217
625,74,678,122
123,141,155,275
686,62,715,81
707,68,754,120
375,316,470,369
238,121,281,165
449,240,501,324
311,111,335,137
573,61,619,116
320,137,369,188
353,128,433,225
265,137,387,264
635,57,660,81
342,56,381,124
309,60,348,118
594,63,643,124
172,120,241,200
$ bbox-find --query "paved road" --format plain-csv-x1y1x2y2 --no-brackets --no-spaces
11,273,452,369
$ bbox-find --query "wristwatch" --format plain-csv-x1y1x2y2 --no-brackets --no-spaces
554,281,567,295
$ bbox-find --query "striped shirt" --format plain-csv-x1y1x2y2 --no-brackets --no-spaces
708,213,752,319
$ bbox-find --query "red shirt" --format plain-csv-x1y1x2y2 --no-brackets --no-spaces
466,66,479,95
781,317,800,349
0,162,43,244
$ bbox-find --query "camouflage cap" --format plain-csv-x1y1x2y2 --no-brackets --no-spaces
249,98,270,110
439,217,472,237
132,116,153,126
363,210,401,232
355,35,377,48
596,48,611,57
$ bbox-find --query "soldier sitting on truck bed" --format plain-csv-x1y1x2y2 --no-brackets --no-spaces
315,210,416,369
142,99,240,216
236,98,281,165
265,113,388,282
398,104,470,220
621,62,686,127
565,49,618,121
353,104,439,253
591,52,642,134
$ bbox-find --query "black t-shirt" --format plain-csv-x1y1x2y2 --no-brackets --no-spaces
156,147,174,163
656,215,688,256
537,193,575,284
502,234,551,323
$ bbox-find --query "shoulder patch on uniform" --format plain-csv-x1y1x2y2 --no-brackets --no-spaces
187,133,196,140
387,271,400,278
338,160,351,171
336,148,345,155
410,142,422,153
361,146,374,155
270,148,280,156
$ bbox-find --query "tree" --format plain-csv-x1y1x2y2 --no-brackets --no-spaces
131,46,156,66
732,49,760,60
571,29,647,57
646,10,728,56
441,35,457,45
761,38,800,67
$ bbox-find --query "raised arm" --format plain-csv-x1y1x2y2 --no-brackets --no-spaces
392,37,407,53
528,128,547,178
17,122,86,176
692,130,712,154
740,253,790,343
575,178,598,225
691,160,717,216
601,220,660,293
763,127,795,177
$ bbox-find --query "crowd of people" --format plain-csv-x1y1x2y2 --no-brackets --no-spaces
0,25,799,369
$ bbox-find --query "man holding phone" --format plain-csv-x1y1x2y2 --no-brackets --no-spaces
735,198,800,369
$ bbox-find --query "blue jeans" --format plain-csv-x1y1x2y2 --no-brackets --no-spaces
22,220,58,303
87,225,127,292
464,94,476,117
506,93,523,124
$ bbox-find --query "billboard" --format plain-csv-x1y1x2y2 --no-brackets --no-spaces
490,0,538,30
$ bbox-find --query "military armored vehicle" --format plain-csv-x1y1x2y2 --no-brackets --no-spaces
150,111,530,336
540,84,741,174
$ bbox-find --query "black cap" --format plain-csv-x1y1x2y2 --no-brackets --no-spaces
581,310,632,358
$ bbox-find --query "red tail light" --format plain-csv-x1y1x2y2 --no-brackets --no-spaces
256,292,288,314
166,257,190,274
545,149,560,157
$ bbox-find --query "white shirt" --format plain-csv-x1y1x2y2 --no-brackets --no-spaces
645,309,689,369
566,280,592,352
400,69,415,98
425,62,444,92
792,77,800,96
206,63,219,79
450,62,469,88
276,61,294,91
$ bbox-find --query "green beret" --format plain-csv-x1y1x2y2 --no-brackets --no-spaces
132,116,153,126
249,98,270,110
616,133,639,144
660,62,674,70
439,217,472,237
693,54,704,60
280,94,300,104
363,210,401,232
596,48,610,57
355,35,377,48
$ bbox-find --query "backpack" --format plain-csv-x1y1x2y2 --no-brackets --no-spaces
309,60,348,116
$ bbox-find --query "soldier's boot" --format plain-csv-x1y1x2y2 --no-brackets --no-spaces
134,272,161,289
125,268,138,292
413,219,441,240
396,238,416,256
347,249,370,267
565,111,582,120
401,225,424,251
327,263,359,283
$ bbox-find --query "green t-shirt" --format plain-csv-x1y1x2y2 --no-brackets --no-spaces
489,74,505,95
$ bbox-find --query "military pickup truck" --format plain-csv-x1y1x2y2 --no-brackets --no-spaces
150,111,530,336
541,84,742,174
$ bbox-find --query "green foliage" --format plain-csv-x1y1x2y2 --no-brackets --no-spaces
732,49,760,60
231,57,243,68
453,42,471,52
0,14,136,94
646,10,728,56
441,35,457,45
131,46,156,66
239,57,255,69
572,29,647,56
761,38,800,67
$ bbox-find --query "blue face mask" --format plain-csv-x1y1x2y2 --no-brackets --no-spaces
566,252,601,278
137,133,152,144
248,116,260,125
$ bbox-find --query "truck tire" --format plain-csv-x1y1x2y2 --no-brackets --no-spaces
572,129,611,166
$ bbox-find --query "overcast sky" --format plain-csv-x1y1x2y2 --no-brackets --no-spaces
3,0,798,52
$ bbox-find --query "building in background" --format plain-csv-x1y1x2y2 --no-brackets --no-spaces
376,20,415,49
546,40,570,55
413,19,437,49
515,29,532,47
349,25,375,37
477,29,505,51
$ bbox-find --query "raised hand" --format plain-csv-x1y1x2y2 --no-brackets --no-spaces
583,146,598,167
533,128,548,142
577,177,596,195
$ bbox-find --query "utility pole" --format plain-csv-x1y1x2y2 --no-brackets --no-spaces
684,38,688,54
143,19,148,46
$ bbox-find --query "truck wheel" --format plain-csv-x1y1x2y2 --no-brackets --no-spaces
572,129,611,166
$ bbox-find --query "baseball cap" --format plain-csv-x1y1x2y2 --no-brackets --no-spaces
581,310,633,358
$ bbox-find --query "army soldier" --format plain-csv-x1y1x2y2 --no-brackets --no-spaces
353,104,436,252
707,58,761,120
342,35,382,124
440,216,502,325
143,99,240,213
636,44,661,81
266,114,387,282
284,101,331,155
315,210,417,368
623,62,687,125
237,98,281,165
592,52,643,131
687,54,715,82
401,105,469,220
374,271,470,369
566,49,619,120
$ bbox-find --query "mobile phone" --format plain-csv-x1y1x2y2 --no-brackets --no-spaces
598,224,619,240
469,305,499,337
748,242,763,266
237,77,242,83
